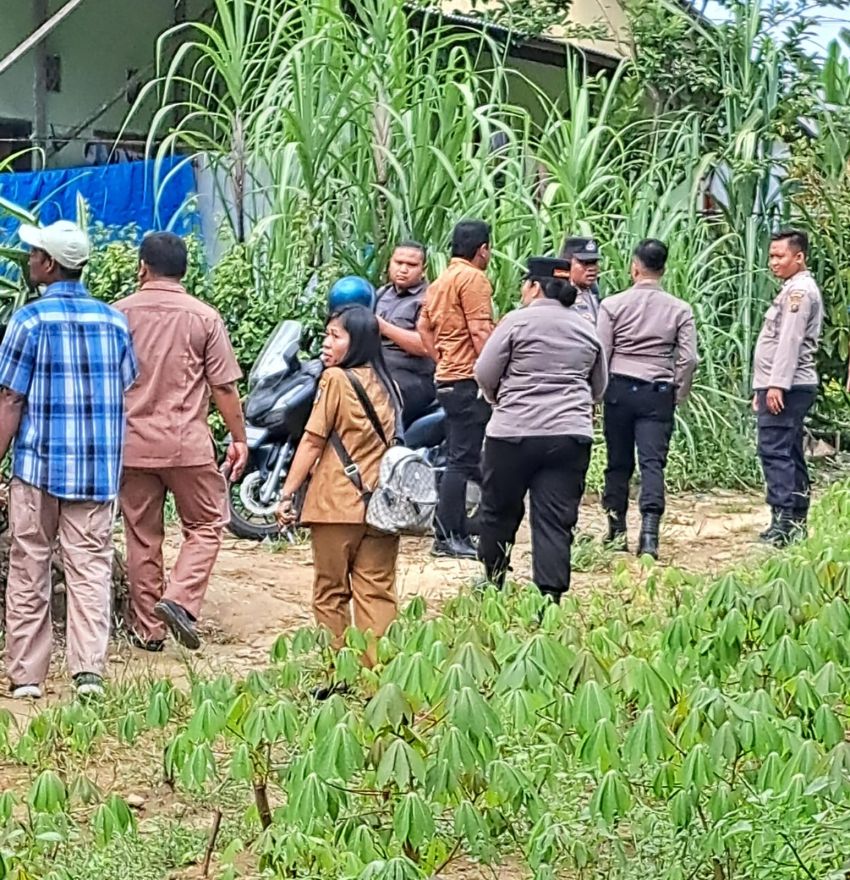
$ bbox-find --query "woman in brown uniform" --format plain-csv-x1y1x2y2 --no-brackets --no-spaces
276,306,402,659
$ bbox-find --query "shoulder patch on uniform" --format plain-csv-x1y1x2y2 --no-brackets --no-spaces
788,290,803,313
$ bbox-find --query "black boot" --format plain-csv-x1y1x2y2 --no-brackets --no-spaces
604,511,628,551
791,510,809,541
760,508,794,547
758,507,779,541
431,535,478,560
791,504,809,541
637,513,661,559
539,587,562,605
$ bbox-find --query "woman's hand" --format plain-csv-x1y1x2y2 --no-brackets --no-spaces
276,495,298,528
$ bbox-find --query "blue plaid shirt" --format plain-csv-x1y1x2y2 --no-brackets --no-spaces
0,282,138,502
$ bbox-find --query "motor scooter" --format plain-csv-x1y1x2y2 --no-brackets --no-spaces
224,319,467,540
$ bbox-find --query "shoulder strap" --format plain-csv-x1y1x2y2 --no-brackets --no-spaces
326,369,389,504
344,370,389,447
328,432,368,498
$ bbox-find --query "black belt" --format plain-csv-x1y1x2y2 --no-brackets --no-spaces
611,374,674,391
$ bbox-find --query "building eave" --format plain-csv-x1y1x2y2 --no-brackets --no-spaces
410,6,625,70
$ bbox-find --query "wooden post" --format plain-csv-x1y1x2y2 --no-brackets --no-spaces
0,0,86,77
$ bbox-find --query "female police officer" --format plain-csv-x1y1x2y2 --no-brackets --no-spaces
474,257,608,603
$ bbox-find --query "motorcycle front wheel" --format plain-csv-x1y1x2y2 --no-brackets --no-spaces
226,467,285,541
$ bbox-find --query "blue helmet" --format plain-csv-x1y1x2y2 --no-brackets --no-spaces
327,275,375,313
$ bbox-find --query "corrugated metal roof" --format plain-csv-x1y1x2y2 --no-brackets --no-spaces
413,4,625,65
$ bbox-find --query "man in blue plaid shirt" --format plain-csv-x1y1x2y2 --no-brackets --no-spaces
0,220,137,700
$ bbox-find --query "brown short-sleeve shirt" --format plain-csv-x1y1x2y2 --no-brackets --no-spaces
420,258,493,382
300,366,395,525
115,281,242,468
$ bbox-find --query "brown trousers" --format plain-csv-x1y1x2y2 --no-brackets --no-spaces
120,462,227,641
310,523,399,660
5,479,115,686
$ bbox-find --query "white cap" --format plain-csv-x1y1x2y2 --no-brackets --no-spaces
19,220,90,270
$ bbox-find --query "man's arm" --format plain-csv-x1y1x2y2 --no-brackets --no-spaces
0,388,24,461
474,319,512,404
203,317,247,478
416,309,438,361
674,311,699,404
467,319,493,356
210,382,248,480
378,317,429,358
590,344,609,404
596,305,615,366
459,275,495,355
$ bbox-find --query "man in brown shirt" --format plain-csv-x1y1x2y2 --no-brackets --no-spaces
418,219,494,558
115,233,248,651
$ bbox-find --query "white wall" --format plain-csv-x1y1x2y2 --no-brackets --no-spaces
0,0,209,167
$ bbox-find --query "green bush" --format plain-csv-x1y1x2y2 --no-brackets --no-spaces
84,223,208,304
83,229,335,374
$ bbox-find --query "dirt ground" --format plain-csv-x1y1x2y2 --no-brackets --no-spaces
0,489,769,704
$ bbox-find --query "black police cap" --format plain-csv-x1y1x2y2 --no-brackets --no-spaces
562,236,601,263
526,257,572,279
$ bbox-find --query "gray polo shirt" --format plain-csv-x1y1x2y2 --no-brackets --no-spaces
375,280,434,378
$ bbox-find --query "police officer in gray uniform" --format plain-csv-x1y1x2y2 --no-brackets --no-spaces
597,239,698,558
474,257,608,603
561,236,602,323
752,229,823,546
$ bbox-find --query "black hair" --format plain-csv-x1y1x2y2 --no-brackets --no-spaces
394,240,427,262
139,231,188,279
451,220,490,261
328,305,404,414
529,276,578,308
771,229,809,257
633,239,668,274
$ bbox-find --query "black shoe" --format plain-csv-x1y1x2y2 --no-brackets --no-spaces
604,511,628,551
759,507,779,540
312,682,350,701
127,631,165,653
539,587,563,605
154,599,201,650
637,513,661,559
760,508,795,548
790,517,808,541
791,507,809,541
431,536,478,560
73,672,105,699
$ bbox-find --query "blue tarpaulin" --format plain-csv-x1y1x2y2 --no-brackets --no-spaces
0,155,197,241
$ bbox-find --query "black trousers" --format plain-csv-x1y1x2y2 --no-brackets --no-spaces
435,380,490,539
478,435,592,595
394,369,436,429
602,375,675,517
756,386,816,513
